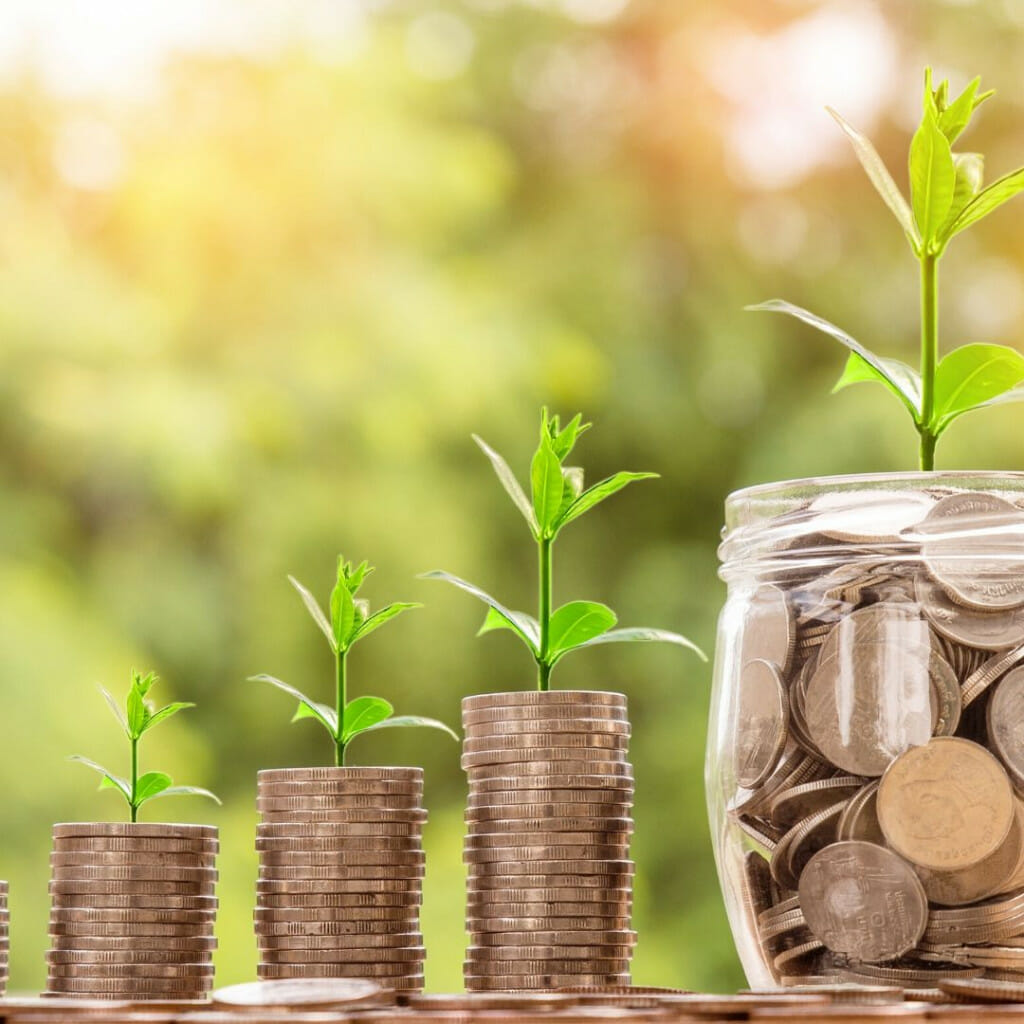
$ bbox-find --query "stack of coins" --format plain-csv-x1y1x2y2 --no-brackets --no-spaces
722,488,1024,988
0,880,8,995
462,691,636,991
255,767,427,991
45,823,218,999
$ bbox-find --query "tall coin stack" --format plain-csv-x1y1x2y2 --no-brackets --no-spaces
45,823,218,999
462,691,636,992
255,767,427,990
0,880,8,995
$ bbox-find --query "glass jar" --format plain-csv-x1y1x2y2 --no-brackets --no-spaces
708,473,1024,989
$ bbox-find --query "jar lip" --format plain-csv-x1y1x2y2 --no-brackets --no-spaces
725,471,1024,524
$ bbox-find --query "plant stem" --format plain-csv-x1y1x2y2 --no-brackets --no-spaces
919,252,939,471
335,648,348,767
130,735,139,824
538,536,553,691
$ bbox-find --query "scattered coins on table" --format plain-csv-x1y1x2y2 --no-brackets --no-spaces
462,690,635,991
44,823,218,1000
254,767,426,991
728,487,1024,989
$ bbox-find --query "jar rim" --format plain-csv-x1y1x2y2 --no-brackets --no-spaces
720,470,1024,580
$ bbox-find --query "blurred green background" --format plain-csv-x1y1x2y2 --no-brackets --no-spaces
3,0,1024,996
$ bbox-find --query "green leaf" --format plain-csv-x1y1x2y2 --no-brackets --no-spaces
932,343,1024,434
330,576,357,652
133,670,157,698
555,471,658,532
68,755,131,801
142,702,194,734
342,696,394,742
549,412,590,460
358,715,459,743
134,771,173,804
827,106,921,250
942,165,1024,241
353,602,421,643
473,434,539,536
749,300,922,421
575,627,708,661
288,575,336,651
99,686,128,735
547,601,617,660
943,152,985,230
250,674,339,736
148,785,221,805
419,571,540,654
832,351,924,417
909,103,956,249
477,605,542,643
937,77,992,143
343,559,373,595
126,681,149,740
530,438,564,536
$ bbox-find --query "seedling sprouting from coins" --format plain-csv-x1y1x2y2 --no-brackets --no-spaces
751,69,1024,470
422,409,705,690
70,670,220,823
252,556,458,766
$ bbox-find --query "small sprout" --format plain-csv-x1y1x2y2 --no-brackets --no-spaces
71,670,220,823
750,68,1024,470
422,408,706,691
252,556,458,766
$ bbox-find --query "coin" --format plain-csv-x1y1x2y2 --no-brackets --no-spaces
257,795,421,810
257,782,423,798
52,837,219,854
254,915,420,935
257,932,421,950
465,762,633,781
257,822,422,839
466,805,633,823
465,718,632,737
48,880,215,896
255,905,421,923
769,800,845,892
256,836,421,852
462,692,626,710
46,962,215,978
258,866,424,881
46,949,213,964
470,929,636,945
878,737,1015,870
917,573,1024,651
259,807,428,823
256,878,417,894
48,908,216,924
735,659,789,790
258,767,423,783
917,493,1024,610
256,962,423,978
53,823,218,840
48,864,218,882
465,944,635,960
464,973,630,989
988,667,1024,791
463,706,629,725
836,782,885,844
47,935,217,951
769,777,863,830
257,893,421,909
466,958,631,974
798,841,928,961
464,846,630,864
804,612,933,777
464,827,630,843
50,851,214,868
258,849,425,865
807,489,933,543
938,977,1024,1002
467,873,634,891
462,749,629,770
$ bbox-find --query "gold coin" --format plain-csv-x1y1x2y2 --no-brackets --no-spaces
465,719,631,739
46,962,214,978
467,775,634,794
256,905,420,922
257,783,422,801
467,791,633,809
462,706,628,725
256,878,418,894
50,852,215,868
256,939,421,960
258,767,422,783
469,929,635,946
53,823,217,841
255,916,418,935
939,977,1024,1002
466,810,633,828
878,737,1015,870
464,845,629,863
465,944,634,960
462,749,629,770
467,915,629,931
462,692,626,711
256,837,420,854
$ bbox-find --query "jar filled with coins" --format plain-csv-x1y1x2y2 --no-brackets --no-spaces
708,473,1024,991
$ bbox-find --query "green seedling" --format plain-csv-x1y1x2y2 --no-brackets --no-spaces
252,556,458,766
751,68,1024,470
422,409,706,691
70,670,220,823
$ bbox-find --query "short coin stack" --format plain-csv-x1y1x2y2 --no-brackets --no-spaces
0,880,8,995
255,767,427,990
462,691,636,991
45,822,218,999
